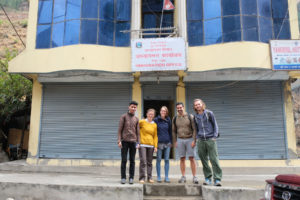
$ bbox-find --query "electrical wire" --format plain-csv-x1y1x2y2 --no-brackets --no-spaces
0,4,26,48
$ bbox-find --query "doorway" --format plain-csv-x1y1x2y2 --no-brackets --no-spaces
143,99,175,159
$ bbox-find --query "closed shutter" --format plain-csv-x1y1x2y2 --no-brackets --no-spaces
39,83,131,159
186,81,287,159
142,82,176,100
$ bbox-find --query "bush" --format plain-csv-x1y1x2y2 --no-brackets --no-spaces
0,0,27,10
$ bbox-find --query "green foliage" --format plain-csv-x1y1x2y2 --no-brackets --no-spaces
0,49,32,123
0,0,27,10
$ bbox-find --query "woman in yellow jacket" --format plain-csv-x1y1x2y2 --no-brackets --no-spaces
139,108,158,183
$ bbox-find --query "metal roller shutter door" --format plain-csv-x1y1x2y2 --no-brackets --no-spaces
39,83,131,159
186,81,287,159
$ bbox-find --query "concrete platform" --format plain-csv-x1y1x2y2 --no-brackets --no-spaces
0,160,299,200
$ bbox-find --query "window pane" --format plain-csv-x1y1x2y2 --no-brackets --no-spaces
162,13,173,27
187,21,203,46
204,18,222,45
64,20,80,45
241,0,257,16
115,22,130,46
100,0,114,20
82,0,98,19
272,0,289,19
222,0,240,16
98,21,114,46
143,13,157,38
242,16,258,41
187,0,203,20
204,0,221,20
36,25,51,48
259,17,273,42
80,20,98,44
116,0,131,21
66,0,81,20
38,0,53,24
273,18,291,39
258,0,271,18
52,22,65,47
143,0,163,12
53,0,65,23
223,16,241,42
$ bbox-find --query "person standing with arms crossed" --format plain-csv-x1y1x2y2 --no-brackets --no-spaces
117,101,140,185
193,99,222,186
139,108,158,183
154,106,172,183
173,102,198,184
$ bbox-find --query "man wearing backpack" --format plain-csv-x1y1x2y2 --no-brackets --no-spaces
193,99,222,186
117,101,140,185
173,102,198,184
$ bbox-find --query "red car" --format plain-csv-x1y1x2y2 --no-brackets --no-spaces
262,174,300,200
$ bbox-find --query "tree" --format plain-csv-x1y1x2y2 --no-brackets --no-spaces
0,49,32,127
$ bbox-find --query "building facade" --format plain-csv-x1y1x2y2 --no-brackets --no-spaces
9,0,300,166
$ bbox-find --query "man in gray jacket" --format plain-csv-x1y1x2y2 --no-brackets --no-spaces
193,99,222,186
117,101,140,184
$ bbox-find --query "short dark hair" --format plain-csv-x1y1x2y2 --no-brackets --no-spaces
176,102,184,107
129,101,138,106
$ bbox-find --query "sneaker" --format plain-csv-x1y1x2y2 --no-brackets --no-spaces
214,180,222,187
157,177,162,183
193,176,199,184
139,179,145,184
129,178,134,184
121,178,126,184
148,179,154,183
178,176,186,183
164,177,170,183
203,178,212,185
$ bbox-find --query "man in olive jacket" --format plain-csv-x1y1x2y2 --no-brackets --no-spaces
117,101,140,184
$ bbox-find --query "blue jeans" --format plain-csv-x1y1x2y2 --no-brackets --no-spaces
156,145,171,179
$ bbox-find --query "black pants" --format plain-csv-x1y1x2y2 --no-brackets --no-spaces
121,141,136,179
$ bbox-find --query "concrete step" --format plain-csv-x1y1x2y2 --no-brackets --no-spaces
144,196,203,200
144,183,202,196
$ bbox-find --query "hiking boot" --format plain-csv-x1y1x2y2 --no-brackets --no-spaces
203,178,212,185
193,176,199,184
129,178,134,184
121,178,126,184
178,176,186,183
214,180,222,187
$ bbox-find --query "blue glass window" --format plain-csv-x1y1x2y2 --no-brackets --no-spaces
36,25,51,48
100,0,114,20
204,19,222,44
38,0,53,24
187,0,203,20
116,0,131,21
52,22,65,47
204,0,221,20
53,0,66,23
259,17,273,43
115,22,131,46
187,21,203,46
82,0,98,19
242,16,258,41
98,21,114,46
222,0,240,16
273,18,291,39
241,0,257,16
64,20,80,45
272,0,289,18
258,0,271,18
223,16,241,42
80,20,98,44
66,0,82,20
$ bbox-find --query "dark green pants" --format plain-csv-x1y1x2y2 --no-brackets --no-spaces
197,139,222,181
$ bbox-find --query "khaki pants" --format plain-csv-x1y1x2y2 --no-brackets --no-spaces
139,146,154,181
